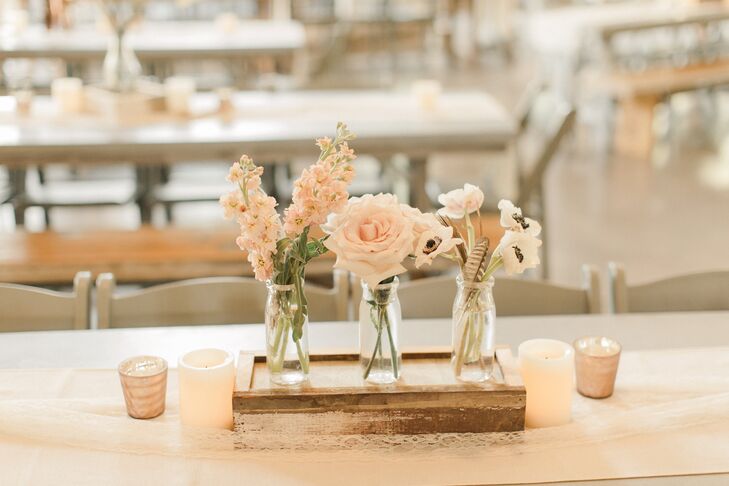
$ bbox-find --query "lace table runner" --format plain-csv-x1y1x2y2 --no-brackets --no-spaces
1,347,728,485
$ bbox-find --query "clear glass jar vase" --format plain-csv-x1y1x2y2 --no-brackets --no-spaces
359,278,402,384
265,278,310,386
451,275,496,382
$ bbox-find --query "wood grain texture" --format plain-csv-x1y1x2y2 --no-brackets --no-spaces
0,226,334,285
234,347,526,435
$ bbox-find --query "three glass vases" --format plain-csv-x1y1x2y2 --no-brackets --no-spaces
451,275,496,382
359,278,402,384
265,278,310,386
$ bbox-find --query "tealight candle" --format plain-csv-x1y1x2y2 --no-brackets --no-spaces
518,339,574,428
574,336,621,399
118,355,168,419
164,76,196,116
51,77,84,114
178,349,235,429
412,79,442,112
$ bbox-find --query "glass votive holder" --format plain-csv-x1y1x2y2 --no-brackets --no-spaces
118,356,168,419
573,337,621,399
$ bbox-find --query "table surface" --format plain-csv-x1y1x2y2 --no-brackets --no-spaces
1,311,729,485
0,21,306,59
524,2,729,55
1,311,727,368
0,90,515,164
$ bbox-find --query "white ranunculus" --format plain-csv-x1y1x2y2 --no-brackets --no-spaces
322,193,416,288
497,199,541,236
437,183,484,219
497,230,542,275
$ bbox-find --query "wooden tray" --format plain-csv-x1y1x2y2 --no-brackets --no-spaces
233,347,525,435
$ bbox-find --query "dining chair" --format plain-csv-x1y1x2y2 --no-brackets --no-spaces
0,271,91,332
96,270,350,328
350,265,600,319
608,262,729,313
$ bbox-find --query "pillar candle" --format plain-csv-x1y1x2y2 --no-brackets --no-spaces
518,339,574,428
178,349,235,429
51,77,84,114
411,79,442,112
164,76,196,116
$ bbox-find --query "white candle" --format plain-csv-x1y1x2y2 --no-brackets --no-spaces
178,349,235,429
164,76,196,116
412,79,442,112
51,78,84,114
518,339,574,428
215,13,239,34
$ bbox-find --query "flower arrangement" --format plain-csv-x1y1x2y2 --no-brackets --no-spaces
221,123,356,384
323,193,462,382
436,184,542,381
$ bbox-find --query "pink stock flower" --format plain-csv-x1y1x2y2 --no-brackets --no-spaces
283,126,357,237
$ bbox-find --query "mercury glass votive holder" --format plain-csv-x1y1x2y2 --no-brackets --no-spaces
573,337,621,399
118,356,168,419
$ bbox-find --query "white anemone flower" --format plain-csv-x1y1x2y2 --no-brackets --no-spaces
497,230,542,275
497,199,541,236
413,224,462,268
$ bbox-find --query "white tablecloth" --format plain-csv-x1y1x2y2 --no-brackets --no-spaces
1,345,729,485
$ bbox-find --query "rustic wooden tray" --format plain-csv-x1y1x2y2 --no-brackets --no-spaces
233,346,525,435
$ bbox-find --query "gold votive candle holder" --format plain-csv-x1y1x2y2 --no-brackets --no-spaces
118,355,168,419
573,337,621,399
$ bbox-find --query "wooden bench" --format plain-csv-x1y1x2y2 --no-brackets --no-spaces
605,60,729,159
0,226,324,285
0,216,504,286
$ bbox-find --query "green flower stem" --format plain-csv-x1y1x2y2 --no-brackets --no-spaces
295,338,309,374
363,321,383,380
383,307,399,379
271,316,286,367
274,318,290,372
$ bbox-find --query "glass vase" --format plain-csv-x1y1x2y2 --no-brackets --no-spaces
265,278,310,386
451,275,496,382
359,278,402,384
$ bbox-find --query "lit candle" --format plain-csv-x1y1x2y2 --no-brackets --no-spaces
178,349,235,429
51,77,84,114
164,76,196,116
411,79,442,112
518,339,574,428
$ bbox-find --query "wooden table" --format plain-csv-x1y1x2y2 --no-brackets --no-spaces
0,21,306,62
0,312,728,485
0,90,516,211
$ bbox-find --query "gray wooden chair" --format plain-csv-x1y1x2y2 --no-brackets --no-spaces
0,271,91,332
96,270,349,328
609,262,729,314
351,265,600,319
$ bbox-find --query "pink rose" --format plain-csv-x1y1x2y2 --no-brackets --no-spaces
437,183,484,219
323,194,416,288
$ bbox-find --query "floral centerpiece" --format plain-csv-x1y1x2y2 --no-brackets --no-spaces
323,193,461,383
221,123,356,385
437,184,542,382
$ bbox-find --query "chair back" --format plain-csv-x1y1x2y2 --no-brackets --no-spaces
609,263,729,313
0,272,91,331
352,265,600,319
516,98,577,209
96,270,349,328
